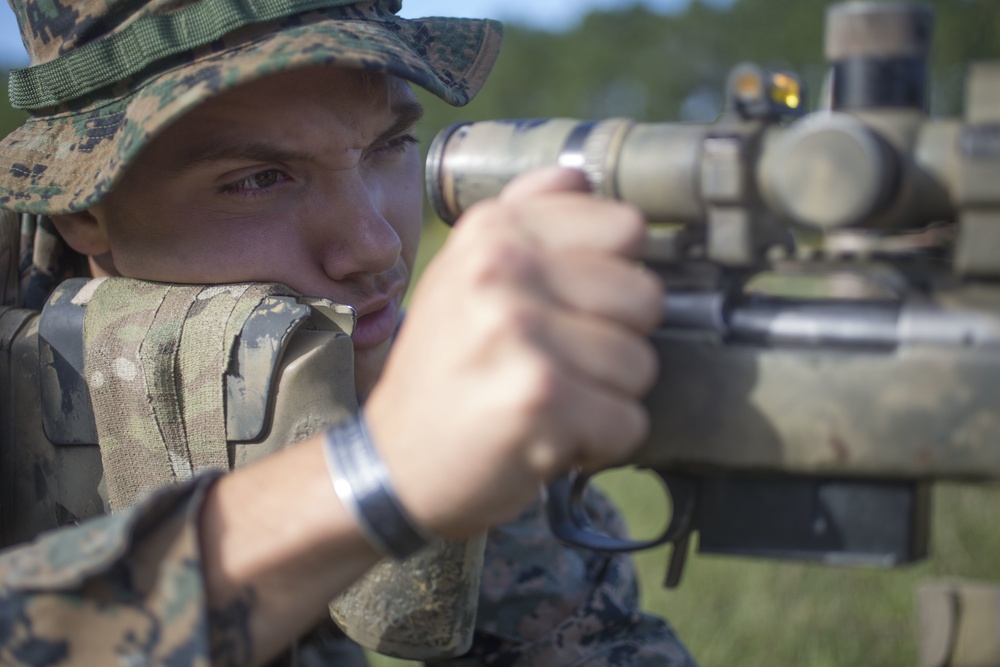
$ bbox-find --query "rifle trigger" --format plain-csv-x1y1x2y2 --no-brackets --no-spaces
665,531,691,588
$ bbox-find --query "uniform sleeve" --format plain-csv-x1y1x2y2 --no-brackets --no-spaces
429,489,699,667
0,472,222,667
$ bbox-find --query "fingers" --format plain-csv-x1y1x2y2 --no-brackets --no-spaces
518,348,652,477
453,165,662,463
498,165,591,199
521,301,658,471
460,167,648,258
527,300,659,398
366,165,664,538
551,370,651,472
454,167,662,335
544,249,664,334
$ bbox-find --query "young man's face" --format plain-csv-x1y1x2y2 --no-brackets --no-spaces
77,67,425,396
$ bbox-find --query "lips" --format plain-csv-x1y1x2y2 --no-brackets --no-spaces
351,291,402,351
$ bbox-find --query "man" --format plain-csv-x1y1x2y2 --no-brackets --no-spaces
0,1,696,665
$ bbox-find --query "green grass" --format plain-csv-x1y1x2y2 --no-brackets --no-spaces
604,475,1000,667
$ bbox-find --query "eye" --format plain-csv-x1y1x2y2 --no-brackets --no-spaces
220,168,289,197
249,170,280,188
373,134,419,157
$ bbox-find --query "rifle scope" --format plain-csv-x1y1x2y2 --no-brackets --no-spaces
425,2,949,244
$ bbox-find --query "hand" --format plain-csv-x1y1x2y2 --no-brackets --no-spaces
364,166,664,538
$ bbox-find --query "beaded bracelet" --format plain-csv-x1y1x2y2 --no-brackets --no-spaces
322,413,432,559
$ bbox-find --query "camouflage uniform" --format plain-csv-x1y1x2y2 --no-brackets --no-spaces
0,1,697,664
3,212,86,311
0,474,221,667
0,0,501,214
440,494,696,667
0,476,694,667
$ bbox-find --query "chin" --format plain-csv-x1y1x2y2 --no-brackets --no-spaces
353,339,392,401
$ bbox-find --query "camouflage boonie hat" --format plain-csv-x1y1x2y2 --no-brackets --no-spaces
0,0,502,215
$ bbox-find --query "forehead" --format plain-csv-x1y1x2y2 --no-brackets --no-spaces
139,67,418,164
192,66,411,112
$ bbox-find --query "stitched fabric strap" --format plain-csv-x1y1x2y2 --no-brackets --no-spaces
82,278,296,511
8,0,372,110
0,211,18,307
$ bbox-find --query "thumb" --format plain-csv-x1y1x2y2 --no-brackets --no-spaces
499,166,591,202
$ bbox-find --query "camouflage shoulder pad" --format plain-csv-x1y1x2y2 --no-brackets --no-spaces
0,472,219,591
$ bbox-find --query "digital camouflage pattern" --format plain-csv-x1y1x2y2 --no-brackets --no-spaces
0,479,696,667
0,0,502,215
0,209,15,305
432,492,698,667
0,472,221,667
0,212,87,310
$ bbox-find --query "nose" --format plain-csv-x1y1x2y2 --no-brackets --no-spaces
316,173,402,281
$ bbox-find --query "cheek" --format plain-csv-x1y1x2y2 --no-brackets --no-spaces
104,203,277,283
103,208,180,277
383,158,424,269
102,187,194,274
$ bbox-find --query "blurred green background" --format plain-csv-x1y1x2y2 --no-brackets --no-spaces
4,0,1000,665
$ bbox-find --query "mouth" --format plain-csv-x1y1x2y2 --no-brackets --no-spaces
351,291,403,352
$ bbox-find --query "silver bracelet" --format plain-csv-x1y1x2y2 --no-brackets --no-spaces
322,412,432,559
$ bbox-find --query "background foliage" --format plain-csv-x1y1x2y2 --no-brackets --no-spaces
4,1,1000,665
0,73,24,134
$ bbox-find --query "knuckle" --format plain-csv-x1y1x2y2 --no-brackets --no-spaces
515,354,561,417
613,203,647,252
472,293,515,347
619,402,651,454
458,198,516,232
507,300,546,339
466,235,532,287
639,271,666,321
456,207,543,289
600,324,659,396
622,268,665,333
635,339,660,395
524,439,565,479
601,400,649,464
581,398,649,471
474,298,542,362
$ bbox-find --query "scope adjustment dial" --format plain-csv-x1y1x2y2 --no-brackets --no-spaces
761,114,897,230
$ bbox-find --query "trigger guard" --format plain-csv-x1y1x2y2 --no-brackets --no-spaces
545,469,698,553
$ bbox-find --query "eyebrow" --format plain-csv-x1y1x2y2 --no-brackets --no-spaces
370,100,425,148
181,141,312,168
177,100,426,169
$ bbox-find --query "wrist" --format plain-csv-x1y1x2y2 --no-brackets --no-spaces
322,412,433,559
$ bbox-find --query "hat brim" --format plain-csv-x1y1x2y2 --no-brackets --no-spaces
0,7,502,214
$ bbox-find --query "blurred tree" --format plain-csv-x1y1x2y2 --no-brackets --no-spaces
0,71,27,140
416,0,1000,144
